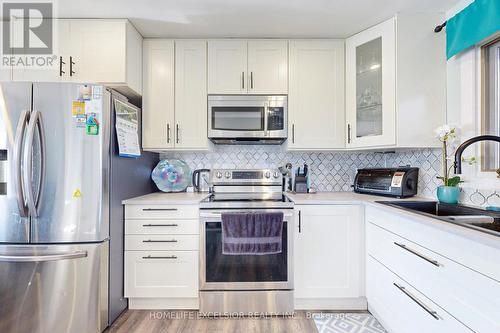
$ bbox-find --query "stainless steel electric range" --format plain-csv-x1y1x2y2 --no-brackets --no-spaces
199,169,294,315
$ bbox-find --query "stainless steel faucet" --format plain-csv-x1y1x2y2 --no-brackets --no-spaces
453,135,500,175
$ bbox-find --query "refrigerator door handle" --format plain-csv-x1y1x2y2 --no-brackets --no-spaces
0,250,87,262
23,110,46,217
13,110,30,217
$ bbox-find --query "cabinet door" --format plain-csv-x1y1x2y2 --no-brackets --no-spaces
247,40,288,94
124,251,198,298
142,40,175,149
11,19,70,82
294,205,364,299
175,40,209,150
68,20,126,84
208,40,247,94
288,40,345,150
346,18,396,148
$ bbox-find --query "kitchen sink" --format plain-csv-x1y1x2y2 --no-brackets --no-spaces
376,201,500,236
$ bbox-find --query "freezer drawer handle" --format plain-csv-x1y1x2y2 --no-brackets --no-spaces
394,242,440,267
142,223,179,227
393,283,440,320
0,250,88,262
142,208,178,211
142,255,177,259
143,239,178,243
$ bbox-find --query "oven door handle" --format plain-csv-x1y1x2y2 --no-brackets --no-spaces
200,212,294,219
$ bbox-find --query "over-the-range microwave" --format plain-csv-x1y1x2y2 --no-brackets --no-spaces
208,95,287,144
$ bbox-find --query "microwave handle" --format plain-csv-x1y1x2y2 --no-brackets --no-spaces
264,102,268,136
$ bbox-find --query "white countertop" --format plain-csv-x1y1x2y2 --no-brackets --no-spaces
122,191,499,247
122,192,210,205
284,191,430,205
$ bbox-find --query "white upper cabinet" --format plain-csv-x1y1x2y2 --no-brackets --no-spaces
11,19,70,82
142,39,209,151
142,39,175,150
247,40,288,94
208,40,288,94
288,40,345,150
346,14,446,149
175,40,209,150
346,18,396,148
294,205,364,307
12,19,143,97
208,40,247,94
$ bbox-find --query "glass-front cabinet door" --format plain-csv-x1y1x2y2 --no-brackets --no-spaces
346,18,396,148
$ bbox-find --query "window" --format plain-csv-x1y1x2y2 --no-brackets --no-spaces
482,38,500,172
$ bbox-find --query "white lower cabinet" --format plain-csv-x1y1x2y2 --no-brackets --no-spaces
124,250,198,298
124,203,199,309
294,205,365,309
367,256,472,333
366,205,500,333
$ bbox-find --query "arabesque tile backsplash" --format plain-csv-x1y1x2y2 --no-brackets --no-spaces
160,146,499,207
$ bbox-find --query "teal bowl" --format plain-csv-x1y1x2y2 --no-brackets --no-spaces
436,186,460,204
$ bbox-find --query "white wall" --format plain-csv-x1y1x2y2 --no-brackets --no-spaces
445,0,500,192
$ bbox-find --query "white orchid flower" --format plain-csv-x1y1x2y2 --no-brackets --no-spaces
434,125,457,142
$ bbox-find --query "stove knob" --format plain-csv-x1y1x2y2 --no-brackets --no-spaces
216,171,222,179
264,171,271,179
224,171,231,179
273,171,280,178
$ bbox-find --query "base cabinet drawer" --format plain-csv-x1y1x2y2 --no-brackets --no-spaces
367,256,472,333
125,219,199,235
124,251,198,298
367,222,500,332
125,235,199,251
125,205,199,219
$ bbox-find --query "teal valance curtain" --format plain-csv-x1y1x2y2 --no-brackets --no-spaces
446,0,500,59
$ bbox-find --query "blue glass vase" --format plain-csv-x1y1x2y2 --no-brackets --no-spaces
436,186,460,204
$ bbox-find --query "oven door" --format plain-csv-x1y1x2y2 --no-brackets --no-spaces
200,209,293,291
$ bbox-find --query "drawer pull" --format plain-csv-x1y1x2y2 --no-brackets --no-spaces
394,242,440,267
142,255,178,260
142,223,179,227
393,283,440,320
142,239,178,243
142,208,178,211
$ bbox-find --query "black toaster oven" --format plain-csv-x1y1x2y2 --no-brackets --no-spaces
353,167,419,198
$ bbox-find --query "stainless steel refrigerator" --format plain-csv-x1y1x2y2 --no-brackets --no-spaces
0,82,158,333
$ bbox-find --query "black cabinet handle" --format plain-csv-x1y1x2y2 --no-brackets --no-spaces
242,71,245,90
69,56,75,76
59,57,65,76
142,208,177,211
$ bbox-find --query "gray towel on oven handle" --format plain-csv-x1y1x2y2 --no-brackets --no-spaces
221,211,284,255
